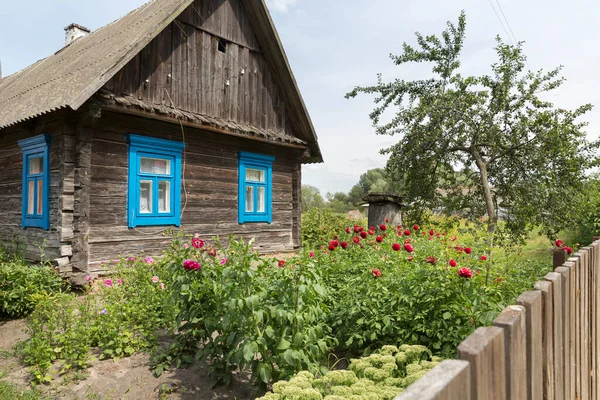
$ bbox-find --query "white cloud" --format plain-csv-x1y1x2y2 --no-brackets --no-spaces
266,0,297,13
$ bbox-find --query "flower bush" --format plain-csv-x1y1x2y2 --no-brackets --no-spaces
0,251,66,318
302,221,552,356
22,256,176,383
158,234,334,387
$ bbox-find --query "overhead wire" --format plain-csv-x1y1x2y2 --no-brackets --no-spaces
487,0,533,71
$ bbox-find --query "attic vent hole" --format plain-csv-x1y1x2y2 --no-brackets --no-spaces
218,38,227,53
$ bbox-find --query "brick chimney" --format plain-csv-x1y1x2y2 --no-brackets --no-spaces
64,23,91,46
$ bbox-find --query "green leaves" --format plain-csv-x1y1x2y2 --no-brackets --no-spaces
347,10,598,239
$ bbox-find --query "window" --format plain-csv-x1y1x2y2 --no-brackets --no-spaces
238,152,274,223
127,134,184,228
18,135,51,229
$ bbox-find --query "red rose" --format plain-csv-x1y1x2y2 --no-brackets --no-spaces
380,224,387,231
449,259,458,267
346,227,351,234
334,235,339,240
392,243,401,251
183,259,201,271
563,246,573,255
408,256,414,262
353,226,360,233
464,247,472,255
397,231,403,237
451,236,457,241
329,240,339,248
341,241,349,249
426,256,437,264
360,231,368,239
372,268,382,277
385,218,389,223
328,244,336,251
376,235,383,243
403,229,411,236
278,260,286,267
191,237,205,249
480,255,487,261
413,224,419,231
404,243,414,253
555,239,564,247
359,227,365,232
353,236,361,244
458,267,473,278
368,229,375,236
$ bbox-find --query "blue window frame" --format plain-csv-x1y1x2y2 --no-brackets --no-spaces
18,135,51,230
238,152,274,224
127,134,184,228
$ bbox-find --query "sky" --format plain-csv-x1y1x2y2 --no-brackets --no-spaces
2,0,599,196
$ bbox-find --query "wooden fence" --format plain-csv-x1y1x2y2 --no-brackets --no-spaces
397,240,600,400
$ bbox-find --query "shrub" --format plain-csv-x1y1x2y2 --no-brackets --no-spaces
159,234,334,387
0,252,66,318
22,256,176,383
302,209,362,247
257,344,443,400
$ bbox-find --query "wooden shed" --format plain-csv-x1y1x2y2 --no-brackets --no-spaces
0,0,322,281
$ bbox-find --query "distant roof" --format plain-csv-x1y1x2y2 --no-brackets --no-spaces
0,0,322,162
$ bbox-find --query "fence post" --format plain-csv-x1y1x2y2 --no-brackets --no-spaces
395,360,471,400
493,305,527,399
555,265,573,399
553,248,568,269
517,291,543,400
457,326,506,400
533,280,554,400
544,271,564,400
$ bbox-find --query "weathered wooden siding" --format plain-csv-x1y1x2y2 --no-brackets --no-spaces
87,111,302,270
103,0,291,136
0,114,75,270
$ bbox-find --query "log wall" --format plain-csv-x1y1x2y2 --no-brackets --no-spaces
0,112,75,272
86,110,302,271
396,241,600,400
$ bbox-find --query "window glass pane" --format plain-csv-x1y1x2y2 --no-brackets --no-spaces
37,180,43,215
140,180,152,214
140,157,170,175
29,157,43,174
245,186,254,212
158,181,170,213
246,168,265,182
27,181,35,215
257,186,265,212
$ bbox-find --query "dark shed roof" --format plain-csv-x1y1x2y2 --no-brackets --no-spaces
0,0,322,162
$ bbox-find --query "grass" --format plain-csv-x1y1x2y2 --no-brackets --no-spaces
0,381,47,400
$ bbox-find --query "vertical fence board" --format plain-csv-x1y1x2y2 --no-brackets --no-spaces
545,271,564,400
594,242,600,398
534,280,554,400
580,250,590,399
457,326,506,400
517,291,543,400
493,305,527,400
395,360,471,400
556,264,573,400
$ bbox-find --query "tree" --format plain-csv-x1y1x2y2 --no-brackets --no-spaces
346,12,598,238
325,192,354,214
347,168,391,205
302,184,325,212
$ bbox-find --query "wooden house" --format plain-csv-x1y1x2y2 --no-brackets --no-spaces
0,0,322,281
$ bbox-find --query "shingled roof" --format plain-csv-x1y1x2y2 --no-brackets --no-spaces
0,0,322,162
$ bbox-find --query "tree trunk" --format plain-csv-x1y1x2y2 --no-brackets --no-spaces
472,151,497,235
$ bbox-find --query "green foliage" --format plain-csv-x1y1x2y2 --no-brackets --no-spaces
324,192,355,214
346,11,599,238
347,168,401,206
303,185,326,212
158,234,333,388
22,257,175,383
257,344,443,400
302,209,363,247
310,219,551,357
0,251,66,318
570,175,600,245
0,380,47,400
